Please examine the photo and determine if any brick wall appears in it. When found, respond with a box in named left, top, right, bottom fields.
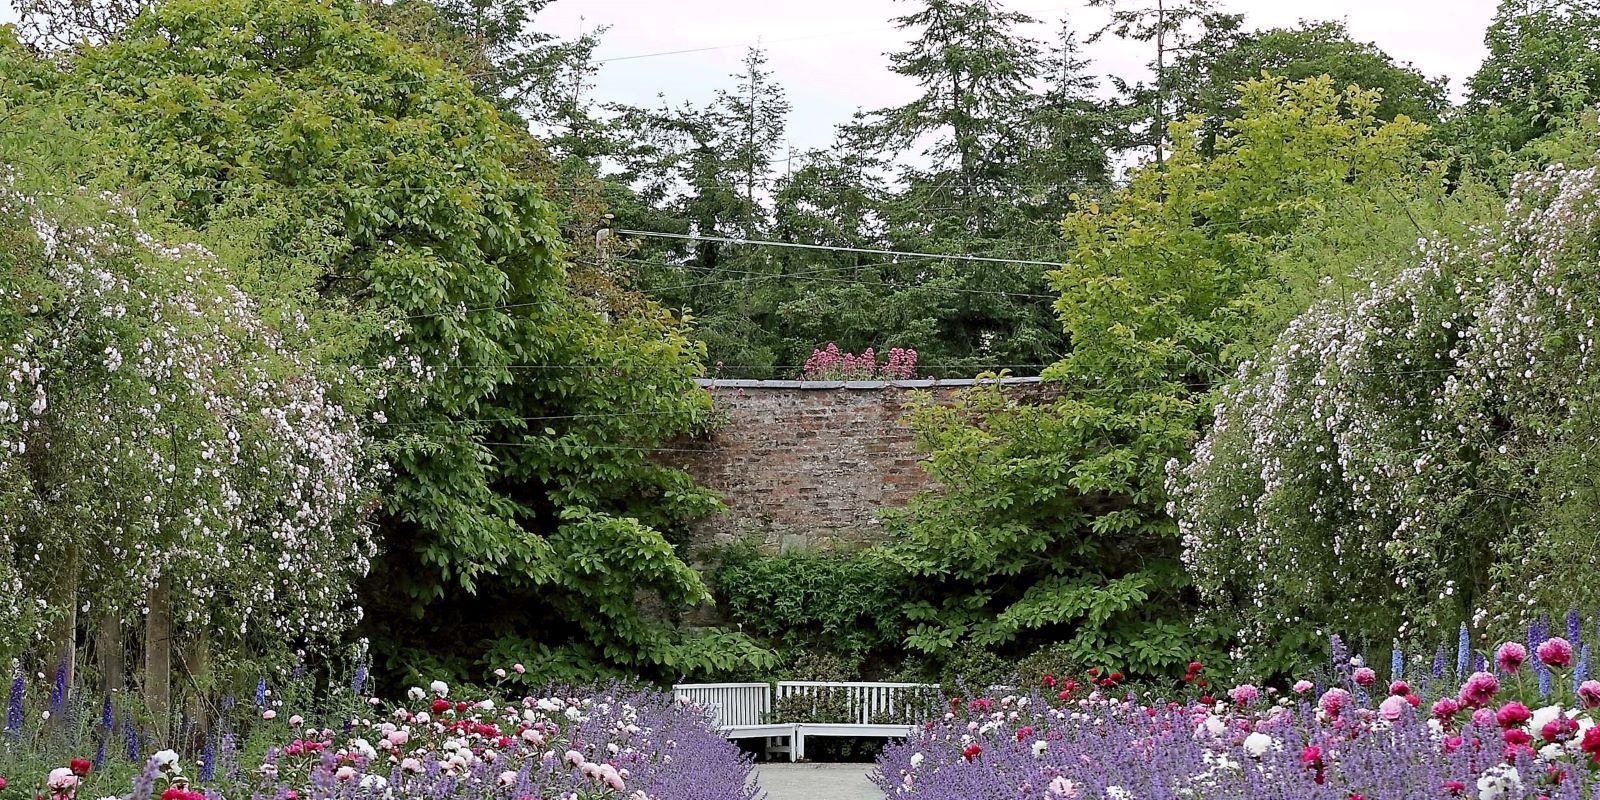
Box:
left=659, top=377, right=1045, bottom=554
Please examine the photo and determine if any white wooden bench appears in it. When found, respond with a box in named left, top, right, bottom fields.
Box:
left=775, top=681, right=932, bottom=760
left=673, top=681, right=936, bottom=761
left=672, top=683, right=796, bottom=760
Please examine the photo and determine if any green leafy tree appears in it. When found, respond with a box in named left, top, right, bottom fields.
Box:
left=35, top=0, right=763, bottom=685
left=885, top=78, right=1434, bottom=677
left=1171, top=19, right=1447, bottom=154
left=1453, top=0, right=1600, bottom=177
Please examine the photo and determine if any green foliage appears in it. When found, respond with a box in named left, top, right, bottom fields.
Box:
left=883, top=78, right=1436, bottom=680
left=2, top=0, right=766, bottom=685
left=713, top=545, right=911, bottom=672
left=1174, top=18, right=1448, bottom=154
left=1450, top=0, right=1600, bottom=179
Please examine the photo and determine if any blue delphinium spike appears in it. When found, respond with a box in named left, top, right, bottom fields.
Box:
left=255, top=677, right=267, bottom=708
left=1474, top=652, right=1487, bottom=673
left=1569, top=609, right=1582, bottom=646
left=101, top=696, right=113, bottom=731
left=1457, top=624, right=1471, bottom=678
left=94, top=736, right=106, bottom=769
left=1433, top=646, right=1446, bottom=679
left=123, top=719, right=137, bottom=762
left=352, top=660, right=368, bottom=697
left=1575, top=645, right=1591, bottom=695
left=1390, top=644, right=1403, bottom=680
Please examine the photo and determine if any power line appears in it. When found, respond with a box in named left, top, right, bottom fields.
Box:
left=611, top=229, right=1062, bottom=267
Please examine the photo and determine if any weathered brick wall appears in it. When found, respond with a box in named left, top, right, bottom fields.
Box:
left=660, top=377, right=1044, bottom=554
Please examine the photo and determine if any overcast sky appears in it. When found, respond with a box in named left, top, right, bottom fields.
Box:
left=0, top=0, right=1503, bottom=154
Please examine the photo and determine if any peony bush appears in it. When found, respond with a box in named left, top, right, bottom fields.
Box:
left=876, top=633, right=1600, bottom=800
left=14, top=679, right=755, bottom=800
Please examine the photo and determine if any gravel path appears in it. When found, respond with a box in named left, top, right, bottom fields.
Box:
left=754, top=763, right=882, bottom=800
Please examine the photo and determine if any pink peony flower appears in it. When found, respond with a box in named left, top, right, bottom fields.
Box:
left=1292, top=680, right=1314, bottom=694
left=1318, top=688, right=1352, bottom=717
left=1388, top=680, right=1410, bottom=696
left=1458, top=671, right=1500, bottom=708
left=262, top=709, right=277, bottom=721
left=1538, top=637, right=1574, bottom=669
left=1431, top=697, right=1461, bottom=720
left=1495, top=702, right=1531, bottom=728
left=1227, top=684, right=1259, bottom=707
left=1495, top=642, right=1527, bottom=673
left=1352, top=667, right=1377, bottom=687
left=1580, top=680, right=1600, bottom=709
left=1378, top=694, right=1409, bottom=721
left=1471, top=707, right=1496, bottom=727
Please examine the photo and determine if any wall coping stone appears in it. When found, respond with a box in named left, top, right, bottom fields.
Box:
left=695, top=376, right=1043, bottom=390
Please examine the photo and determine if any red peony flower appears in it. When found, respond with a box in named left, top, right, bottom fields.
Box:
left=961, top=744, right=981, bottom=761
left=68, top=759, right=90, bottom=778
left=1581, top=725, right=1600, bottom=763
left=431, top=699, right=450, bottom=714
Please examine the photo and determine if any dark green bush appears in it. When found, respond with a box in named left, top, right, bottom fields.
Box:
left=712, top=544, right=912, bottom=674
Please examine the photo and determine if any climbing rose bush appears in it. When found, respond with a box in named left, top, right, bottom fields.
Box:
left=1173, top=158, right=1600, bottom=670
left=876, top=636, right=1600, bottom=800
left=0, top=170, right=374, bottom=654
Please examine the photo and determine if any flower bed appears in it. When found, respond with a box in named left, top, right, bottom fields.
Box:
left=877, top=639, right=1600, bottom=800
left=27, top=682, right=756, bottom=800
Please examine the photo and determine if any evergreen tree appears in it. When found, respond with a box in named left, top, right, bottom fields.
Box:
left=1087, top=0, right=1225, bottom=166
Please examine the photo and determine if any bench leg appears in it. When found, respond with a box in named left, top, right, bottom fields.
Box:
left=792, top=729, right=802, bottom=762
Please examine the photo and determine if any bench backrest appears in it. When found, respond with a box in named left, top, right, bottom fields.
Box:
left=672, top=683, right=771, bottom=728
left=775, top=681, right=937, bottom=725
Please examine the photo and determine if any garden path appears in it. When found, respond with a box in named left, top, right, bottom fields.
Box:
left=754, top=763, right=881, bottom=800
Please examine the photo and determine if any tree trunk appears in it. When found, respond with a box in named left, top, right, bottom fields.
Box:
left=144, top=575, right=172, bottom=723
left=183, top=632, right=209, bottom=738
left=97, top=614, right=124, bottom=696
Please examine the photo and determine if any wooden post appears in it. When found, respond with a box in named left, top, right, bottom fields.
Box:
left=97, top=614, right=124, bottom=696
left=144, top=575, right=171, bottom=723
left=49, top=545, right=80, bottom=717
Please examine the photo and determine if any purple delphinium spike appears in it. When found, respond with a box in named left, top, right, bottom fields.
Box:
left=50, top=659, right=67, bottom=715
left=124, top=718, right=138, bottom=762
left=200, top=734, right=216, bottom=781
left=1570, top=608, right=1582, bottom=646
left=1433, top=645, right=1446, bottom=679
left=352, top=659, right=368, bottom=697
left=221, top=732, right=239, bottom=781
left=1457, top=623, right=1470, bottom=679
left=101, top=695, right=113, bottom=731
left=127, top=756, right=160, bottom=800
left=255, top=677, right=267, bottom=708
left=6, top=667, right=22, bottom=734
left=292, top=651, right=306, bottom=679
left=1474, top=652, right=1487, bottom=672
left=1329, top=634, right=1348, bottom=677
left=93, top=736, right=106, bottom=770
